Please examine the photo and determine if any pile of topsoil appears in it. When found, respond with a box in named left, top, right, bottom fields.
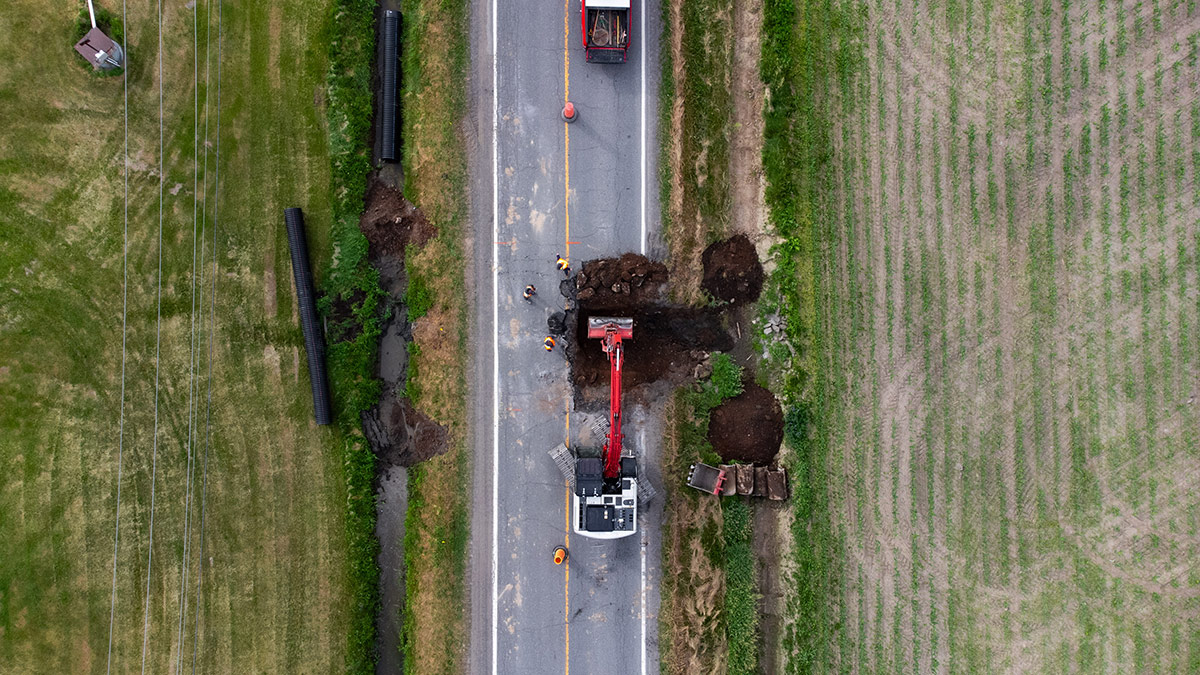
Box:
left=701, top=234, right=763, bottom=304
left=707, top=382, right=783, bottom=464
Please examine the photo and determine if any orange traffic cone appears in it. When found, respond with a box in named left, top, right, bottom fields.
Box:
left=562, top=101, right=578, bottom=123
left=553, top=546, right=569, bottom=565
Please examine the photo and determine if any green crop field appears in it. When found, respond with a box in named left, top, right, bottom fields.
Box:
left=792, top=0, right=1200, bottom=670
left=0, top=1, right=353, bottom=672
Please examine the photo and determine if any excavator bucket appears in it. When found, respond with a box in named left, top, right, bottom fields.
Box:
left=587, top=316, right=634, bottom=339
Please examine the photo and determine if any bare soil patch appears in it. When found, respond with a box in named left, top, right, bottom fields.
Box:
left=708, top=382, right=782, bottom=464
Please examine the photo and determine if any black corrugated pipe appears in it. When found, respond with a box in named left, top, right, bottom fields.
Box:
left=284, top=207, right=333, bottom=425
left=380, top=10, right=399, bottom=162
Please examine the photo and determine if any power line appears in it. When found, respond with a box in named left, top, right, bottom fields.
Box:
left=190, top=0, right=222, bottom=670
left=175, top=0, right=205, bottom=667
left=104, top=0, right=131, bottom=671
left=139, top=0, right=166, bottom=670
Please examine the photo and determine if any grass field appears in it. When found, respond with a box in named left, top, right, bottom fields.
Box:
left=0, top=1, right=355, bottom=671
left=791, top=0, right=1200, bottom=669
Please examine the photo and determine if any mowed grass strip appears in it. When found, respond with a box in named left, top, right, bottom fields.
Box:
left=399, top=0, right=470, bottom=671
left=0, top=0, right=352, bottom=672
left=788, top=0, right=1200, bottom=671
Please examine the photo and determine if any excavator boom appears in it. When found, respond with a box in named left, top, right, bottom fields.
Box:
left=587, top=316, right=633, bottom=479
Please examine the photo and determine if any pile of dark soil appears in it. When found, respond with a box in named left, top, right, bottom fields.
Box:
left=575, top=253, right=669, bottom=309
left=363, top=397, right=450, bottom=468
left=708, top=383, right=783, bottom=464
left=359, top=177, right=437, bottom=260
left=701, top=234, right=763, bottom=303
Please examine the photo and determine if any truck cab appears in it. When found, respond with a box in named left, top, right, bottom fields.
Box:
left=581, top=0, right=631, bottom=64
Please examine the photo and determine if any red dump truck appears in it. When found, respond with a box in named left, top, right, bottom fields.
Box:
left=581, top=0, right=631, bottom=63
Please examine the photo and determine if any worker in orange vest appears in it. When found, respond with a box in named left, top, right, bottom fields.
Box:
left=543, top=336, right=556, bottom=352
left=523, top=284, right=536, bottom=301
left=556, top=255, right=570, bottom=276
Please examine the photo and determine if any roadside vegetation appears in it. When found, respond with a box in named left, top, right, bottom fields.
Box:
left=0, top=0, right=352, bottom=671
left=757, top=0, right=863, bottom=668
left=398, top=0, right=471, bottom=670
left=321, top=0, right=385, bottom=670
left=660, top=0, right=734, bottom=302
left=659, top=355, right=759, bottom=674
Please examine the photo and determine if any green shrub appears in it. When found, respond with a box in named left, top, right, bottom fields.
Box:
left=404, top=272, right=433, bottom=319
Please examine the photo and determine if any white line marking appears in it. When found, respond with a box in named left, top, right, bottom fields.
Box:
left=491, top=0, right=500, bottom=669
left=641, top=531, right=647, bottom=675
left=140, top=0, right=166, bottom=670
left=105, top=1, right=130, bottom=671
left=190, top=1, right=222, bottom=670
left=639, top=0, right=646, bottom=256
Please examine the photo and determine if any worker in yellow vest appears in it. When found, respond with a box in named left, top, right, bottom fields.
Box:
left=543, top=336, right=556, bottom=352
left=556, top=255, right=570, bottom=276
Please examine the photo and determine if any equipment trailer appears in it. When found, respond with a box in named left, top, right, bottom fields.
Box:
left=581, top=0, right=631, bottom=63
left=573, top=317, right=639, bottom=539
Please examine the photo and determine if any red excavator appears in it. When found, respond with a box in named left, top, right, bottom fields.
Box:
left=572, top=317, right=639, bottom=538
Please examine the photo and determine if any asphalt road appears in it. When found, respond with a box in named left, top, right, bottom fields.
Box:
left=467, top=0, right=663, bottom=672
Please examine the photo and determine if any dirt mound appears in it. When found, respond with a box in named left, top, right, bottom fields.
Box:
left=701, top=234, right=763, bottom=304
left=708, top=383, right=783, bottom=464
left=575, top=253, right=669, bottom=309
left=362, top=397, right=449, bottom=468
left=359, top=176, right=437, bottom=259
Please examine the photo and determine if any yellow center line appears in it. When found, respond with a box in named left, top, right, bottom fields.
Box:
left=562, top=1, right=572, bottom=674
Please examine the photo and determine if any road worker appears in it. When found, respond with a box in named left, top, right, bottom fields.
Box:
left=543, top=336, right=556, bottom=352
left=556, top=255, right=570, bottom=276
left=523, top=284, right=536, bottom=301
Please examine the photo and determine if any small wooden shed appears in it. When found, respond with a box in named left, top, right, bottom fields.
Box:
left=75, top=26, right=124, bottom=70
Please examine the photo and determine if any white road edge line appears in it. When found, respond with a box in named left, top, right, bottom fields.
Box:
left=639, top=0, right=646, bottom=256
left=490, top=0, right=500, bottom=669
left=104, top=1, right=130, bottom=671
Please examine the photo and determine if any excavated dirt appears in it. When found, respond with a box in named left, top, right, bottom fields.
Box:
left=363, top=397, right=449, bottom=467
left=708, top=382, right=783, bottom=464
left=356, top=173, right=448, bottom=467
left=567, top=254, right=733, bottom=398
left=701, top=233, right=763, bottom=304
left=574, top=253, right=670, bottom=308
left=359, top=177, right=437, bottom=259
